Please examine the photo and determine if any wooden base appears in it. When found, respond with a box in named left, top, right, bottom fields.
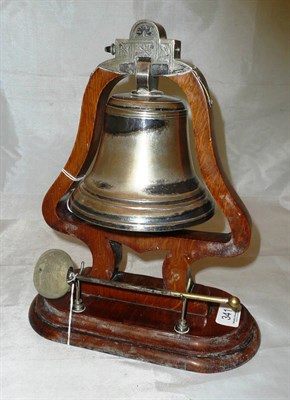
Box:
left=29, top=282, right=260, bottom=373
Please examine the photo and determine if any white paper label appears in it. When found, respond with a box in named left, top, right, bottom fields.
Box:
left=215, top=305, right=241, bottom=328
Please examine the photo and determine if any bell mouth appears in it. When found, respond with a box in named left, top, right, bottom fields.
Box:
left=68, top=180, right=215, bottom=233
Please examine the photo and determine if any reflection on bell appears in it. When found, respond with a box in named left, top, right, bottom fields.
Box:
left=69, top=91, right=215, bottom=232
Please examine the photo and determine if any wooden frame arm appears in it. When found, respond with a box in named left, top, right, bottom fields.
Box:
left=42, top=66, right=251, bottom=290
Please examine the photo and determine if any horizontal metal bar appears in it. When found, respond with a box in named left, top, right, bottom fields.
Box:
left=77, top=275, right=240, bottom=310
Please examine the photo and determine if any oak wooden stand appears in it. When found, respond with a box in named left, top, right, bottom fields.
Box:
left=29, top=67, right=260, bottom=373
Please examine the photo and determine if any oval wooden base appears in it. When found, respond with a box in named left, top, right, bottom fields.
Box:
left=29, top=284, right=260, bottom=373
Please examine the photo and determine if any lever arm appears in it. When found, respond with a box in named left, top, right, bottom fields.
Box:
left=68, top=271, right=241, bottom=311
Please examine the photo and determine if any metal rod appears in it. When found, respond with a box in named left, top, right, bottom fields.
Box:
left=76, top=275, right=241, bottom=310
left=72, top=279, right=86, bottom=313
left=174, top=277, right=192, bottom=334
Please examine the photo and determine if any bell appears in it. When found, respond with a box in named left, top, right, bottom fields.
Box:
left=69, top=90, right=214, bottom=232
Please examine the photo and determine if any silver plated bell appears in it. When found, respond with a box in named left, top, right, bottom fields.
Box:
left=69, top=89, right=214, bottom=232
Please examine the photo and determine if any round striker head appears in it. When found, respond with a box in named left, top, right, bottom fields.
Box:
left=33, top=249, right=73, bottom=299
